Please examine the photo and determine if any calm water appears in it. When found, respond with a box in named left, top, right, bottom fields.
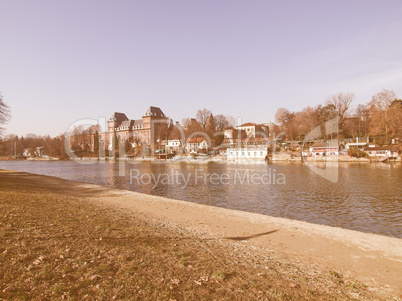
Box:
left=1, top=160, right=401, bottom=238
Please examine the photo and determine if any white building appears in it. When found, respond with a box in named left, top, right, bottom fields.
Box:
left=236, top=123, right=269, bottom=138
left=344, top=142, right=368, bottom=151
left=363, top=146, right=399, bottom=159
left=227, top=146, right=268, bottom=161
left=185, top=138, right=211, bottom=154
left=165, top=140, right=182, bottom=154
left=309, top=142, right=339, bottom=157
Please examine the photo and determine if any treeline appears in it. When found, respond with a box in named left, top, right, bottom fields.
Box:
left=126, top=109, right=234, bottom=155
left=1, top=90, right=400, bottom=159
left=274, top=89, right=401, bottom=144
left=180, top=109, right=234, bottom=143
left=0, top=109, right=235, bottom=159
left=0, top=134, right=68, bottom=159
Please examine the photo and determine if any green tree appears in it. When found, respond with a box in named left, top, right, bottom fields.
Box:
left=205, top=113, right=215, bottom=137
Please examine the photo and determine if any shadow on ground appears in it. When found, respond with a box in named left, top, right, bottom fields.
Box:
left=224, top=230, right=278, bottom=241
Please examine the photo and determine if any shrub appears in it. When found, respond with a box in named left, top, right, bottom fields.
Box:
left=348, top=147, right=367, bottom=158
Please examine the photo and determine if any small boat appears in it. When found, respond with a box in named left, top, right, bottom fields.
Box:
left=171, top=156, right=184, bottom=161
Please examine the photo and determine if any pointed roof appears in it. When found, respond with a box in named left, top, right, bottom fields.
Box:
left=120, top=120, right=133, bottom=128
left=133, top=119, right=143, bottom=126
left=109, top=112, right=128, bottom=122
left=143, top=106, right=166, bottom=118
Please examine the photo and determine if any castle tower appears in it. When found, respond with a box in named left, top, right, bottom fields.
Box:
left=107, top=112, right=129, bottom=150
left=142, top=106, right=168, bottom=155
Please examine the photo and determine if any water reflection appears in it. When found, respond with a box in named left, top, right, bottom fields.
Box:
left=0, top=160, right=401, bottom=238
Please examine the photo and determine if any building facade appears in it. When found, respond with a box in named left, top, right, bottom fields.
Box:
left=308, top=142, right=339, bottom=157
left=236, top=122, right=269, bottom=138
left=100, top=106, right=168, bottom=155
left=227, top=146, right=268, bottom=161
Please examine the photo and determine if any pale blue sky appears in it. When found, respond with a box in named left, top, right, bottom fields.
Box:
left=1, top=0, right=402, bottom=136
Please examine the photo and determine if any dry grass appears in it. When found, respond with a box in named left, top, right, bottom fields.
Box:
left=0, top=171, right=385, bottom=300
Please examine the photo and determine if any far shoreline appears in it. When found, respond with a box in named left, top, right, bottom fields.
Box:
left=2, top=155, right=401, bottom=164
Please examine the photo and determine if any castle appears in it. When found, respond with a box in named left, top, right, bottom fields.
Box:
left=68, top=106, right=169, bottom=155
left=106, top=106, right=168, bottom=150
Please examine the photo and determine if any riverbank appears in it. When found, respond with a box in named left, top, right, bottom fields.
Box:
left=0, top=170, right=401, bottom=300
left=75, top=154, right=402, bottom=163
left=3, top=154, right=401, bottom=164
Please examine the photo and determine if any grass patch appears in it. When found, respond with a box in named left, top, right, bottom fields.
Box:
left=212, top=270, right=228, bottom=281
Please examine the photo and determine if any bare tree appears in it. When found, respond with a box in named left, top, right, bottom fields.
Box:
left=214, top=114, right=229, bottom=132
left=275, top=108, right=294, bottom=128
left=182, top=118, right=202, bottom=136
left=369, top=89, right=401, bottom=139
left=274, top=108, right=297, bottom=141
left=181, top=118, right=191, bottom=129
left=87, top=124, right=102, bottom=134
left=196, top=108, right=211, bottom=130
left=0, top=93, right=11, bottom=135
left=226, top=115, right=236, bottom=128
left=298, top=106, right=318, bottom=134
left=355, top=104, right=369, bottom=118
left=292, top=107, right=317, bottom=140
left=354, top=104, right=370, bottom=137
left=314, top=103, right=336, bottom=124
left=325, top=92, right=354, bottom=132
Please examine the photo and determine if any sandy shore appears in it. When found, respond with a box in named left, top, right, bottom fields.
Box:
left=1, top=169, right=401, bottom=299
left=88, top=185, right=402, bottom=297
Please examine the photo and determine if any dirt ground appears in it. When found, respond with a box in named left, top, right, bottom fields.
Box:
left=0, top=170, right=401, bottom=300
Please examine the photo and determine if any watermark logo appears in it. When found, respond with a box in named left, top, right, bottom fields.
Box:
left=64, top=115, right=340, bottom=185
left=129, top=167, right=286, bottom=189
left=301, top=116, right=339, bottom=183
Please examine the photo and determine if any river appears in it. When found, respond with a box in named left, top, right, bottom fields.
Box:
left=1, top=160, right=401, bottom=238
